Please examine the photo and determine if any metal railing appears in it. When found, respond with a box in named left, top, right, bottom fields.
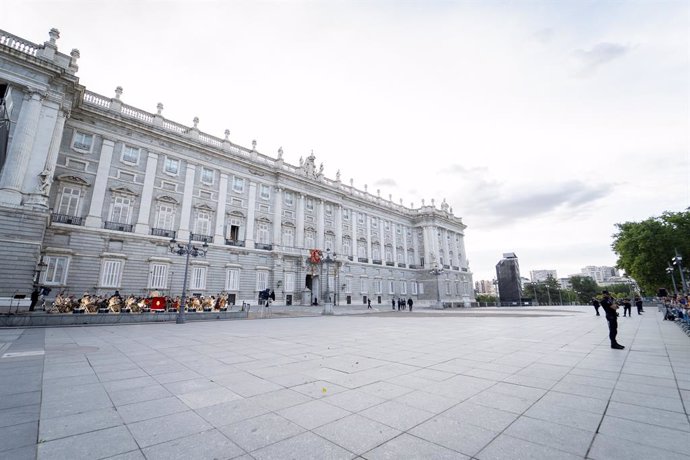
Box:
left=151, top=228, right=176, bottom=238
left=225, top=239, right=244, bottom=247
left=104, top=221, right=133, bottom=232
left=190, top=233, right=212, bottom=243
left=254, top=243, right=273, bottom=251
left=51, top=213, right=84, bottom=226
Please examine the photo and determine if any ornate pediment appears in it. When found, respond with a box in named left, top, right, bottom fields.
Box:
left=194, top=203, right=214, bottom=212
left=155, top=195, right=179, bottom=204
left=110, top=186, right=137, bottom=196
left=57, top=174, right=90, bottom=186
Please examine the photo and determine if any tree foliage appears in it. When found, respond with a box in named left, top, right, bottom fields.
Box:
left=570, top=275, right=599, bottom=304
left=611, top=211, right=690, bottom=294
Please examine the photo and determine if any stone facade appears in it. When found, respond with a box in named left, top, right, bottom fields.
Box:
left=0, top=28, right=474, bottom=307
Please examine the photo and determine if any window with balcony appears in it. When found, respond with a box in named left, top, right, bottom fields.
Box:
left=57, top=186, right=81, bottom=216
left=284, top=191, right=294, bottom=206
left=282, top=226, right=294, bottom=247
left=194, top=210, right=212, bottom=237
left=412, top=281, right=418, bottom=295
left=306, top=198, right=314, bottom=211
left=256, top=271, right=268, bottom=291
left=257, top=222, right=270, bottom=244
left=401, top=280, right=407, bottom=295
left=260, top=184, right=270, bottom=200
left=284, top=273, right=295, bottom=292
left=155, top=204, right=175, bottom=230
left=305, top=230, right=315, bottom=248
left=388, top=280, right=394, bottom=295
left=109, top=195, right=132, bottom=224
left=360, top=278, right=368, bottom=294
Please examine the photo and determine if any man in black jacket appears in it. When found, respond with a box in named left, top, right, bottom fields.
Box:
left=601, top=291, right=625, bottom=349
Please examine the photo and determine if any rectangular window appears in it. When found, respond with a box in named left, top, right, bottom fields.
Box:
left=284, top=273, right=295, bottom=292
left=360, top=278, right=368, bottom=294
left=121, top=145, right=140, bottom=164
left=260, top=184, right=270, bottom=200
left=164, top=157, right=179, bottom=175
left=374, top=280, right=382, bottom=294
left=411, top=281, right=418, bottom=295
left=256, top=271, right=268, bottom=291
left=58, top=186, right=81, bottom=216
left=344, top=277, right=352, bottom=293
left=325, top=235, right=334, bottom=251
left=384, top=221, right=390, bottom=230
left=191, top=266, right=206, bottom=290
left=284, top=191, right=294, bottom=206
left=343, top=209, right=350, bottom=221
left=44, top=256, right=68, bottom=285
left=149, top=263, right=168, bottom=289
left=418, top=282, right=425, bottom=295
left=445, top=281, right=451, bottom=295
left=306, top=198, right=314, bottom=211
left=396, top=225, right=402, bottom=234
left=110, top=196, right=132, bottom=224
left=101, top=259, right=122, bottom=288
left=156, top=204, right=175, bottom=230
left=226, top=268, right=240, bottom=291
left=228, top=218, right=243, bottom=241
left=305, top=231, right=315, bottom=248
left=258, top=222, right=270, bottom=243
left=201, top=167, right=214, bottom=184
left=388, top=280, right=394, bottom=294
left=342, top=239, right=351, bottom=256
left=371, top=218, right=378, bottom=229
left=232, top=176, right=245, bottom=193
left=358, top=213, right=364, bottom=225
left=282, top=227, right=294, bottom=247
left=72, top=131, right=93, bottom=152
left=401, top=281, right=407, bottom=295
left=325, top=204, right=332, bottom=217
left=195, top=211, right=211, bottom=236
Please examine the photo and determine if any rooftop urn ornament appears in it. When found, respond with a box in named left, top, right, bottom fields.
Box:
left=156, top=103, right=164, bottom=115
left=277, top=147, right=283, bottom=160
left=70, top=48, right=80, bottom=60
left=377, top=189, right=380, bottom=197
left=192, top=117, right=199, bottom=129
left=224, top=129, right=230, bottom=141
left=349, top=178, right=354, bottom=187
left=336, top=169, right=341, bottom=182
left=48, top=28, right=60, bottom=46
left=441, top=198, right=449, bottom=212
left=431, top=198, right=436, bottom=207
left=252, top=139, right=257, bottom=151
left=114, top=86, right=123, bottom=100
left=364, top=184, right=368, bottom=193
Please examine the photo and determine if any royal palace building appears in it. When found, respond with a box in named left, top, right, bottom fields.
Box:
left=0, top=28, right=474, bottom=307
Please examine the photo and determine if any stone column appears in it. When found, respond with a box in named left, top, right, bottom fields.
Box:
left=335, top=204, right=343, bottom=254
left=134, top=151, right=159, bottom=234
left=443, top=228, right=451, bottom=266
left=177, top=163, right=196, bottom=241
left=392, top=223, right=399, bottom=266
left=422, top=225, right=434, bottom=268
left=317, top=199, right=325, bottom=249
left=245, top=181, right=257, bottom=248
left=213, top=173, right=228, bottom=245
left=379, top=218, right=385, bottom=261
left=85, top=139, right=115, bottom=228
left=24, top=107, right=67, bottom=208
left=412, top=227, right=420, bottom=267
left=0, top=90, right=44, bottom=205
left=296, top=193, right=305, bottom=249
left=272, top=187, right=282, bottom=246
left=402, top=225, right=409, bottom=266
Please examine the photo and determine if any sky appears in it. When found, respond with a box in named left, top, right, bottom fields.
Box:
left=5, top=0, right=689, bottom=282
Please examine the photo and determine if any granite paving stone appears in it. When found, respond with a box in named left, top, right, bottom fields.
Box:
left=363, top=433, right=470, bottom=459
left=141, top=428, right=245, bottom=460
left=314, top=413, right=401, bottom=455
left=277, top=398, right=352, bottom=430
left=410, top=415, right=499, bottom=457
left=219, top=412, right=306, bottom=452
left=36, top=425, right=138, bottom=460
left=250, top=431, right=355, bottom=460
left=476, top=433, right=582, bottom=460
left=38, top=406, right=123, bottom=442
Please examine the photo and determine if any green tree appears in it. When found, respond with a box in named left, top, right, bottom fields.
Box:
left=612, top=211, right=690, bottom=293
left=570, top=275, right=599, bottom=304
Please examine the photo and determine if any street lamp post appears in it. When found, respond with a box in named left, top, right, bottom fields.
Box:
left=532, top=283, right=538, bottom=306
left=169, top=234, right=208, bottom=324
left=666, top=264, right=678, bottom=296
left=544, top=284, right=552, bottom=305
left=430, top=263, right=445, bottom=309
left=321, top=249, right=338, bottom=315
left=672, top=249, right=688, bottom=294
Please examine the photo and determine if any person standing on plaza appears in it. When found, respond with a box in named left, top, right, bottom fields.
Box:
left=635, top=296, right=644, bottom=314
left=407, top=297, right=413, bottom=312
left=392, top=298, right=396, bottom=311
left=622, top=298, right=632, bottom=317
left=601, top=290, right=625, bottom=349
left=368, top=298, right=372, bottom=309
left=29, top=287, right=39, bottom=311
left=592, top=297, right=601, bottom=316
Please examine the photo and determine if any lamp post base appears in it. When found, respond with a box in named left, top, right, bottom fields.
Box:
left=176, top=316, right=186, bottom=324
left=432, top=302, right=444, bottom=310
left=322, top=303, right=334, bottom=315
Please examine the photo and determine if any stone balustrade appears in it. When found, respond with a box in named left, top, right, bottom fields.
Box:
left=0, top=30, right=39, bottom=56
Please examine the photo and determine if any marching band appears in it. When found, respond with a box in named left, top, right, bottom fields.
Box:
left=47, top=291, right=232, bottom=314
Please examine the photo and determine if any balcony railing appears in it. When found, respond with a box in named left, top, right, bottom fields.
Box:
left=191, top=233, right=212, bottom=243
left=358, top=257, right=368, bottom=263
left=255, top=243, right=273, bottom=251
left=151, top=228, right=176, bottom=238
left=461, top=267, right=468, bottom=272
left=398, top=263, right=406, bottom=268
left=104, top=221, right=133, bottom=232
left=225, top=239, right=244, bottom=247
left=443, top=264, right=451, bottom=270
left=452, top=266, right=460, bottom=271
left=372, top=260, right=382, bottom=265
left=347, top=256, right=354, bottom=261
left=408, top=264, right=421, bottom=269
left=385, top=261, right=395, bottom=266
left=51, top=213, right=84, bottom=226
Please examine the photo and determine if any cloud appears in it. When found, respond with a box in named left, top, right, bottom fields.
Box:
left=532, top=28, right=554, bottom=44
left=572, top=42, right=629, bottom=76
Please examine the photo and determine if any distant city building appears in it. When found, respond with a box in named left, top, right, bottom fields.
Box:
left=558, top=278, right=572, bottom=289
left=496, top=253, right=522, bottom=305
left=530, top=270, right=557, bottom=282
left=580, top=266, right=619, bottom=283
left=474, top=279, right=497, bottom=295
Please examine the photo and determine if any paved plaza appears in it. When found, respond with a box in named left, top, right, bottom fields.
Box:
left=1, top=304, right=689, bottom=460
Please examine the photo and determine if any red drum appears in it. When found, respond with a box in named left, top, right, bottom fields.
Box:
left=150, top=297, right=166, bottom=311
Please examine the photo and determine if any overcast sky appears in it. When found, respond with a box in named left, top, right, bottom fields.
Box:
left=6, top=0, right=688, bottom=282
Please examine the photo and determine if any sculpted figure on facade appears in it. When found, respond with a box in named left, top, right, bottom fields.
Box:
left=38, top=167, right=53, bottom=195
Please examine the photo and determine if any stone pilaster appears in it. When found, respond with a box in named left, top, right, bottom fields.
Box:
left=335, top=204, right=343, bottom=255
left=272, top=187, right=282, bottom=246
left=134, top=151, right=159, bottom=234
left=366, top=214, right=372, bottom=261
left=317, top=199, right=325, bottom=249
left=296, top=193, right=305, bottom=249
left=85, top=139, right=115, bottom=228
left=24, top=107, right=67, bottom=209
left=245, top=181, right=257, bottom=248
left=177, top=163, right=196, bottom=241
left=0, top=90, right=43, bottom=205
left=213, top=173, right=228, bottom=245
